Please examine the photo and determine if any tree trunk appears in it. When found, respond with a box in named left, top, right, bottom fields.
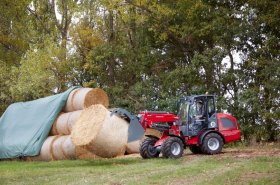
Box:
left=108, top=10, right=116, bottom=86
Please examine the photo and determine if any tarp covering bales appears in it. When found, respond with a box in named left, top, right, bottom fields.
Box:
left=0, top=87, right=77, bottom=159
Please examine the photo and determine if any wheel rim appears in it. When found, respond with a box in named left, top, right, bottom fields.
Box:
left=207, top=138, right=220, bottom=151
left=171, top=142, right=181, bottom=156
left=148, top=144, right=157, bottom=155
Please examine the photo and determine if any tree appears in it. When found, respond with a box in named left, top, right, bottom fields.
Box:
left=0, top=0, right=30, bottom=65
left=0, top=0, right=279, bottom=142
left=10, top=38, right=68, bottom=101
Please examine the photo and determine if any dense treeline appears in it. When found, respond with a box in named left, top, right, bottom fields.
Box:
left=0, top=0, right=279, bottom=143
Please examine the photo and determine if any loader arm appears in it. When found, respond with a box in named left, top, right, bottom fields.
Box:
left=139, top=111, right=179, bottom=129
left=110, top=108, right=145, bottom=142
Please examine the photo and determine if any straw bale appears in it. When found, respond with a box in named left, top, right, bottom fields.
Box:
left=126, top=139, right=141, bottom=154
left=50, top=113, right=63, bottom=135
left=51, top=135, right=68, bottom=160
left=67, top=110, right=82, bottom=132
left=50, top=114, right=69, bottom=135
left=51, top=135, right=89, bottom=160
left=75, top=146, right=99, bottom=160
left=50, top=111, right=82, bottom=135
left=26, top=135, right=94, bottom=161
left=38, top=136, right=59, bottom=161
left=62, top=135, right=77, bottom=159
left=71, top=104, right=128, bottom=158
left=64, top=88, right=109, bottom=112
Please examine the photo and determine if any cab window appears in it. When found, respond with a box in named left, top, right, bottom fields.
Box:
left=208, top=97, right=215, bottom=117
left=178, top=101, right=189, bottom=124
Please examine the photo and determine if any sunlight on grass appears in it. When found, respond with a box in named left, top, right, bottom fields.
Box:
left=0, top=149, right=280, bottom=185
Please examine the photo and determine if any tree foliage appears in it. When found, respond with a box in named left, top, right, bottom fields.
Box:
left=0, top=0, right=279, bottom=142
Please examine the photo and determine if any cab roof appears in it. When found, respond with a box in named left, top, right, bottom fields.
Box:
left=179, top=94, right=215, bottom=101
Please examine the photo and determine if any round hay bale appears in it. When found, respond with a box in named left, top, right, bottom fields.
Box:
left=38, top=136, right=59, bottom=161
left=126, top=140, right=141, bottom=154
left=75, top=146, right=99, bottom=160
left=50, top=122, right=59, bottom=135
left=67, top=110, right=82, bottom=132
left=62, top=135, right=77, bottom=159
left=64, top=88, right=109, bottom=112
left=50, top=113, right=63, bottom=135
left=50, top=113, right=69, bottom=135
left=71, top=104, right=128, bottom=158
left=50, top=111, right=82, bottom=135
left=51, top=135, right=68, bottom=160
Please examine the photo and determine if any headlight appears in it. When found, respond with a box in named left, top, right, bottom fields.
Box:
left=210, top=121, right=216, bottom=127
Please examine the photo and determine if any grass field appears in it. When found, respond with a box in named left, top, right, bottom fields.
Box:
left=0, top=146, right=280, bottom=185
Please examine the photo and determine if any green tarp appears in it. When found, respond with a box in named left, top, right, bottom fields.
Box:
left=0, top=87, right=77, bottom=159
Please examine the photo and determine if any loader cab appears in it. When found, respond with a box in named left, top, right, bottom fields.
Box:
left=177, top=95, right=217, bottom=136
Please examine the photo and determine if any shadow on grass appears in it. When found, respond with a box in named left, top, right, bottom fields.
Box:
left=19, top=158, right=147, bottom=169
left=1, top=155, right=182, bottom=170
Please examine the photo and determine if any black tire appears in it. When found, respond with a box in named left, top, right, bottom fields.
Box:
left=189, top=145, right=202, bottom=154
left=201, top=133, right=224, bottom=155
left=162, top=137, right=184, bottom=158
left=140, top=137, right=160, bottom=159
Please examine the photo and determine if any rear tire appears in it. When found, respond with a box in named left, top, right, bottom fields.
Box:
left=140, top=137, right=160, bottom=159
left=201, top=133, right=223, bottom=154
left=162, top=137, right=184, bottom=158
left=189, top=145, right=202, bottom=154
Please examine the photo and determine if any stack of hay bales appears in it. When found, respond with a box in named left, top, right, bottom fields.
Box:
left=32, top=87, right=161, bottom=161
left=34, top=88, right=109, bottom=160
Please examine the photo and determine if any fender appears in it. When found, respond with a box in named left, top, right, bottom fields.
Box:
left=152, top=134, right=185, bottom=148
left=199, top=130, right=225, bottom=145
left=169, top=134, right=186, bottom=149
left=145, top=135, right=160, bottom=140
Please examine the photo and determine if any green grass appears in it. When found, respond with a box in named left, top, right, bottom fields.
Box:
left=0, top=148, right=280, bottom=185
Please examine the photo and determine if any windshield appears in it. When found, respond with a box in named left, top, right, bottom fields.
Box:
left=177, top=100, right=190, bottom=123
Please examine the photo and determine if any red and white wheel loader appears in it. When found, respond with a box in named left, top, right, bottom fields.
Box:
left=111, top=94, right=241, bottom=158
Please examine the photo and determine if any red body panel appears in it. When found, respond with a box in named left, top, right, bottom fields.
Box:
left=216, top=113, right=241, bottom=143
left=185, top=136, right=199, bottom=145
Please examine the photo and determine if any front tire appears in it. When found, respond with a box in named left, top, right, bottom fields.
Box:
left=162, top=137, right=184, bottom=158
left=140, top=137, right=160, bottom=159
left=201, top=133, right=223, bottom=154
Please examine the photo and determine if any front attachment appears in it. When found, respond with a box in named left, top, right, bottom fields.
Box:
left=110, top=108, right=145, bottom=142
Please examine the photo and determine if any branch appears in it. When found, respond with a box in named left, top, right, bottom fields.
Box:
left=127, top=95, right=141, bottom=105
left=50, top=0, right=62, bottom=31
left=123, top=1, right=152, bottom=14
left=26, top=6, right=51, bottom=34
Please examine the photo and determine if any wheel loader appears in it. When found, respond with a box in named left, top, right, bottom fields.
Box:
left=111, top=94, right=241, bottom=159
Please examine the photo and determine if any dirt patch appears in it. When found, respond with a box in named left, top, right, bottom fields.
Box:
left=116, top=154, right=141, bottom=159
left=118, top=147, right=280, bottom=159
left=220, top=148, right=280, bottom=159
left=182, top=147, right=280, bottom=161
left=237, top=171, right=278, bottom=184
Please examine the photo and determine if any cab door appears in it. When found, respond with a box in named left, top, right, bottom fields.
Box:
left=188, top=97, right=208, bottom=136
left=206, top=96, right=218, bottom=129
